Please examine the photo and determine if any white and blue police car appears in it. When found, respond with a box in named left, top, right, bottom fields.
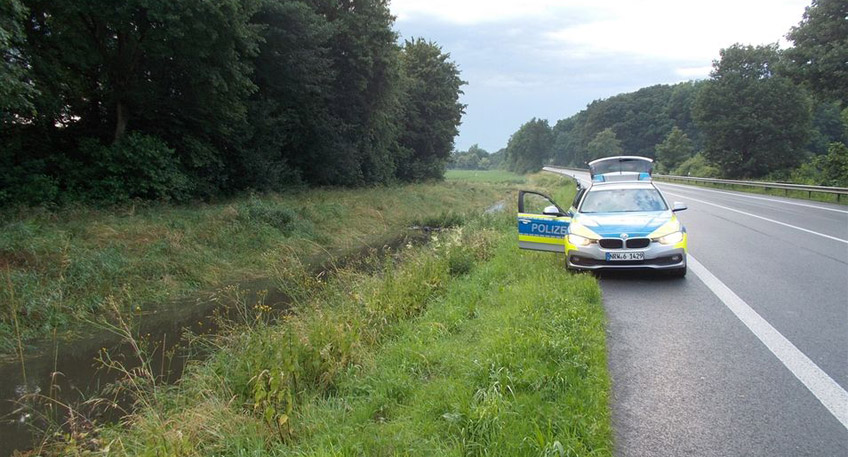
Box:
left=517, top=156, right=688, bottom=277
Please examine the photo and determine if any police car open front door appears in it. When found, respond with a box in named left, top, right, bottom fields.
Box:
left=517, top=190, right=570, bottom=253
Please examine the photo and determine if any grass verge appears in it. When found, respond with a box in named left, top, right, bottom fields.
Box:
left=39, top=173, right=612, bottom=456
left=445, top=170, right=527, bottom=185
left=0, top=180, right=509, bottom=356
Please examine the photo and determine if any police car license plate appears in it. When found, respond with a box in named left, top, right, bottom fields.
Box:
left=606, top=252, right=644, bottom=261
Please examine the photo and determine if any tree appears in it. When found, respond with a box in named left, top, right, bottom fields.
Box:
left=666, top=81, right=705, bottom=150
left=314, top=0, right=403, bottom=186
left=13, top=0, right=262, bottom=198
left=674, top=153, right=720, bottom=178
left=450, top=144, right=491, bottom=170
left=807, top=100, right=848, bottom=154
left=791, top=142, right=848, bottom=186
left=587, top=128, right=623, bottom=161
left=236, top=0, right=336, bottom=191
left=693, top=44, right=812, bottom=178
left=0, top=0, right=35, bottom=116
left=551, top=116, right=581, bottom=166
left=785, top=0, right=848, bottom=103
left=395, top=38, right=466, bottom=181
left=505, top=118, right=552, bottom=173
left=656, top=127, right=694, bottom=172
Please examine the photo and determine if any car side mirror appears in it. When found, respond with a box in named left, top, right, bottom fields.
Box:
left=672, top=202, right=687, bottom=212
left=543, top=205, right=563, bottom=216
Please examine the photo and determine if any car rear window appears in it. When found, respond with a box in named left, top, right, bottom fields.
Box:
left=579, top=188, right=667, bottom=213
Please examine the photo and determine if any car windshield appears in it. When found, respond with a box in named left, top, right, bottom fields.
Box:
left=579, top=188, right=667, bottom=213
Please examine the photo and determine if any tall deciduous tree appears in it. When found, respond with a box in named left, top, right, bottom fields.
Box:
left=238, top=0, right=336, bottom=191
left=0, top=0, right=34, bottom=116
left=656, top=127, right=694, bottom=172
left=314, top=0, right=402, bottom=186
left=396, top=38, right=466, bottom=181
left=693, top=44, right=812, bottom=178
left=18, top=0, right=261, bottom=196
left=587, top=128, right=623, bottom=161
left=505, top=118, right=552, bottom=174
left=785, top=0, right=848, bottom=103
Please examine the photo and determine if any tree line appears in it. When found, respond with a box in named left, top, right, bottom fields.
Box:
left=0, top=0, right=466, bottom=206
left=493, top=0, right=847, bottom=186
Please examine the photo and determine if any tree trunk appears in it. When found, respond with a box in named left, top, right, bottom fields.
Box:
left=114, top=100, right=127, bottom=143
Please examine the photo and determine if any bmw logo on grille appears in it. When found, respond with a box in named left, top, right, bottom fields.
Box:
left=620, top=233, right=629, bottom=239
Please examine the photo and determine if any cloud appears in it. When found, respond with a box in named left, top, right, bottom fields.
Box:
left=543, top=0, right=808, bottom=62
left=391, top=0, right=581, bottom=25
left=675, top=65, right=713, bottom=79
left=390, top=0, right=814, bottom=151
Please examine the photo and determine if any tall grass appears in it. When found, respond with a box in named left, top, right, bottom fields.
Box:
left=0, top=180, right=510, bottom=355
left=34, top=173, right=612, bottom=456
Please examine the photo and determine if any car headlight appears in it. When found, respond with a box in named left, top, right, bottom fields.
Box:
left=655, top=231, right=684, bottom=245
left=568, top=234, right=596, bottom=246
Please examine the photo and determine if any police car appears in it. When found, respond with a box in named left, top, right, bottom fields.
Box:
left=517, top=156, right=688, bottom=277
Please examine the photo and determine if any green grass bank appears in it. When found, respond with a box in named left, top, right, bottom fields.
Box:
left=32, top=172, right=611, bottom=456
left=0, top=177, right=522, bottom=356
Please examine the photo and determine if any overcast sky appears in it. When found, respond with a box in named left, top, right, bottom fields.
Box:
left=389, top=0, right=813, bottom=152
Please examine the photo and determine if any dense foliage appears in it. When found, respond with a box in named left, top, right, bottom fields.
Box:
left=0, top=0, right=466, bottom=206
left=503, top=0, right=846, bottom=184
left=544, top=83, right=706, bottom=170
left=450, top=144, right=490, bottom=170
left=693, top=44, right=812, bottom=178
left=784, top=0, right=848, bottom=104
left=504, top=118, right=553, bottom=174
left=655, top=127, right=695, bottom=173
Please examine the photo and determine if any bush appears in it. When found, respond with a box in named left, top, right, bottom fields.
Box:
left=791, top=142, right=848, bottom=187
left=0, top=171, right=59, bottom=207
left=673, top=153, right=720, bottom=178
left=77, top=133, right=191, bottom=203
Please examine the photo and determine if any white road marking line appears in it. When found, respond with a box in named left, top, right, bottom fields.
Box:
left=657, top=181, right=848, bottom=215
left=664, top=191, right=848, bottom=244
left=689, top=255, right=848, bottom=430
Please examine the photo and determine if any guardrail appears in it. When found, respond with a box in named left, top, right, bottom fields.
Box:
left=544, top=166, right=848, bottom=202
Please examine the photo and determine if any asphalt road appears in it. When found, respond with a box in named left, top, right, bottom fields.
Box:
left=545, top=168, right=848, bottom=456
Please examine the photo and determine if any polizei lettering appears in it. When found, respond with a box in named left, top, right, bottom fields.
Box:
left=531, top=222, right=567, bottom=236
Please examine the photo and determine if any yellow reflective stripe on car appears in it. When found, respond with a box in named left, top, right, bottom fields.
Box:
left=568, top=222, right=601, bottom=239
left=673, top=232, right=688, bottom=250
left=647, top=215, right=681, bottom=239
left=519, top=234, right=565, bottom=244
left=517, top=213, right=569, bottom=221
